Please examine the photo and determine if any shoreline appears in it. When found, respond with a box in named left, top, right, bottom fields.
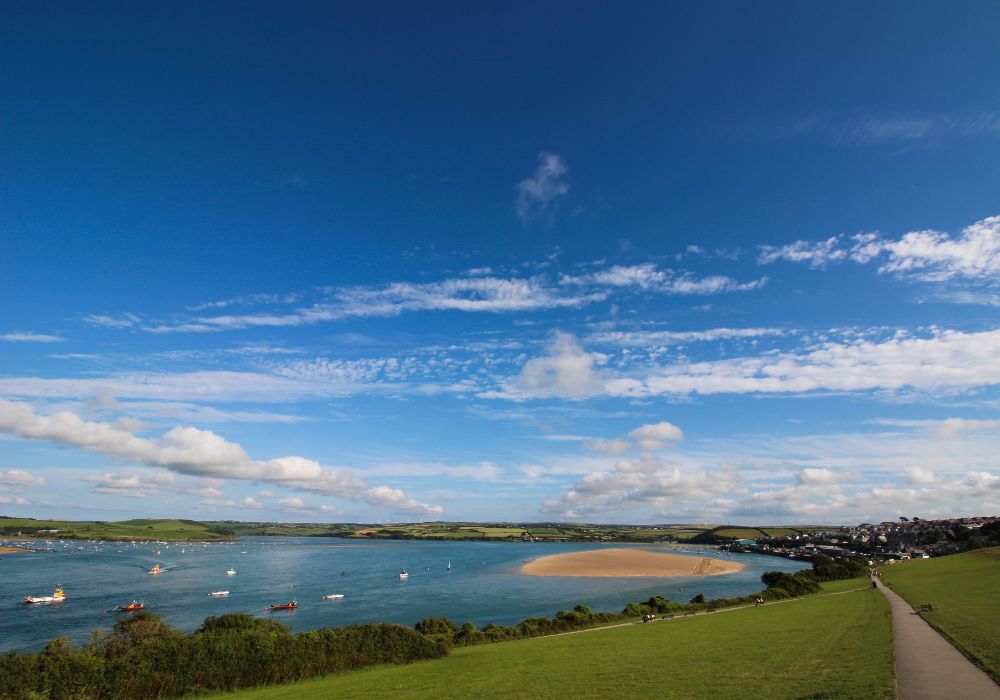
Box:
left=521, top=548, right=745, bottom=577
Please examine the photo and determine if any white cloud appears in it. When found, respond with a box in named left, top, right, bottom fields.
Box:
left=759, top=215, right=1000, bottom=285
left=585, top=439, right=632, bottom=455
left=929, top=418, right=1000, bottom=440
left=758, top=237, right=846, bottom=268
left=81, top=313, right=141, bottom=329
left=143, top=276, right=606, bottom=334
left=906, top=467, right=936, bottom=486
left=493, top=328, right=1000, bottom=400
left=563, top=264, right=766, bottom=296
left=628, top=421, right=684, bottom=450
left=515, top=332, right=607, bottom=399
left=0, top=469, right=46, bottom=488
left=590, top=327, right=787, bottom=347
left=794, top=467, right=840, bottom=486
left=0, top=400, right=442, bottom=516
left=878, top=216, right=1000, bottom=281
left=515, top=152, right=569, bottom=223
left=1, top=332, right=65, bottom=343
left=0, top=495, right=30, bottom=506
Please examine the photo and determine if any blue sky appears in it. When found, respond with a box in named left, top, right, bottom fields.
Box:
left=2, top=2, right=998, bottom=525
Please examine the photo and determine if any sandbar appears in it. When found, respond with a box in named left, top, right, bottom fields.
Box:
left=521, top=548, right=744, bottom=577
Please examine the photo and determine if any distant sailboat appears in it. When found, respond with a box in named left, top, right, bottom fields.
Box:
left=447, top=561, right=451, bottom=571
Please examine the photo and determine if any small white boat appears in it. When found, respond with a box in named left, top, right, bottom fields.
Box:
left=322, top=594, right=345, bottom=600
left=24, top=588, right=66, bottom=604
left=208, top=591, right=229, bottom=597
left=225, top=569, right=236, bottom=576
left=397, top=570, right=409, bottom=580
left=447, top=561, right=452, bottom=571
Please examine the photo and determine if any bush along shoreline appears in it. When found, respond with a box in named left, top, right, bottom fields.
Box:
left=0, top=555, right=866, bottom=699
left=416, top=554, right=868, bottom=647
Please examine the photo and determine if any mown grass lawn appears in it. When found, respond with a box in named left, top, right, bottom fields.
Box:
left=879, top=546, right=1000, bottom=679
left=211, top=584, right=891, bottom=700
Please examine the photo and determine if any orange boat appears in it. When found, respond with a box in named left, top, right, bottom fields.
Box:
left=268, top=601, right=298, bottom=611
left=115, top=600, right=144, bottom=612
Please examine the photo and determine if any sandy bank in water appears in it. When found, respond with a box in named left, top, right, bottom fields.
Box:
left=521, top=548, right=744, bottom=577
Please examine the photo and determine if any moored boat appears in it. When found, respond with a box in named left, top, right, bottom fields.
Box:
left=397, top=570, right=409, bottom=580
left=322, top=593, right=345, bottom=600
left=225, top=568, right=236, bottom=576
left=208, top=591, right=229, bottom=597
left=24, top=588, right=66, bottom=604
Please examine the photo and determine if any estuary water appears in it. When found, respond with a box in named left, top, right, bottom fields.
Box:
left=0, top=537, right=809, bottom=652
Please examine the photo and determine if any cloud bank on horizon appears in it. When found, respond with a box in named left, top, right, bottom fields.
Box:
left=2, top=3, right=999, bottom=525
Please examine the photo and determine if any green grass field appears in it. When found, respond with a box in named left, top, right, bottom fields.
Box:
left=211, top=583, right=891, bottom=700
left=0, top=517, right=230, bottom=541
left=879, top=546, right=1000, bottom=679
left=711, top=527, right=766, bottom=539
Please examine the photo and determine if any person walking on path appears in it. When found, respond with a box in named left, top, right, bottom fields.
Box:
left=874, top=579, right=1000, bottom=699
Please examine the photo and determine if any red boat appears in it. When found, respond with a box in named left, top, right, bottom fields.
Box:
left=115, top=600, right=144, bottom=612
left=268, top=601, right=298, bottom=610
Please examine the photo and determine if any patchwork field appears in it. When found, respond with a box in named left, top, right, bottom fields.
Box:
left=879, top=546, right=1000, bottom=679
left=211, top=582, right=892, bottom=699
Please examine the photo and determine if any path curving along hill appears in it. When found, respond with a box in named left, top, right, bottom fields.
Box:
left=876, top=580, right=1000, bottom=699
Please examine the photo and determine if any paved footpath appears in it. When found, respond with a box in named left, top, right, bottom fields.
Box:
left=876, top=579, right=1000, bottom=699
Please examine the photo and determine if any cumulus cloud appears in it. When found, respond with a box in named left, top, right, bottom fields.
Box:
left=515, top=332, right=608, bottom=399
left=0, top=469, right=46, bottom=488
left=1, top=332, right=65, bottom=343
left=906, top=467, right=936, bottom=486
left=540, top=453, right=740, bottom=519
left=0, top=400, right=442, bottom=516
left=759, top=215, right=1000, bottom=285
left=515, top=152, right=569, bottom=223
left=628, top=422, right=684, bottom=449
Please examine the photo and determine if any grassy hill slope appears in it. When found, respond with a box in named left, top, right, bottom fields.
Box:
left=214, top=584, right=892, bottom=700
left=0, top=517, right=230, bottom=540
left=879, top=546, right=1000, bottom=679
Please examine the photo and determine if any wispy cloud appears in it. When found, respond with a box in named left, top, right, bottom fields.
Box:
left=1, top=332, right=65, bottom=343
left=779, top=111, right=1000, bottom=145
left=81, top=313, right=141, bottom=329
left=561, top=263, right=766, bottom=295
left=759, top=214, right=1000, bottom=285
left=590, top=327, right=787, bottom=347
left=515, top=151, right=569, bottom=223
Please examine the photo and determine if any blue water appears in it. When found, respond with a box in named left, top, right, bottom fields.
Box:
left=0, top=538, right=809, bottom=652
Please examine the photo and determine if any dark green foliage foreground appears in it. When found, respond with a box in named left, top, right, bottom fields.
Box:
left=0, top=614, right=446, bottom=699
left=879, top=546, right=1000, bottom=679
left=215, top=584, right=893, bottom=700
